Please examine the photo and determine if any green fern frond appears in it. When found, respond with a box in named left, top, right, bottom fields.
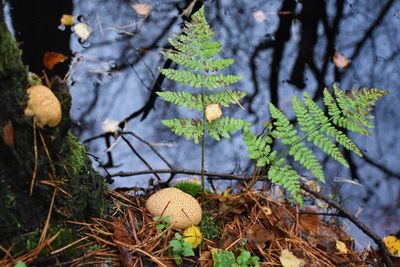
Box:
left=208, top=91, right=246, bottom=108
left=323, top=89, right=369, bottom=135
left=157, top=91, right=246, bottom=111
left=304, top=93, right=363, bottom=157
left=268, top=160, right=303, bottom=204
left=292, top=96, right=348, bottom=168
left=243, top=127, right=274, bottom=167
left=204, top=58, right=235, bottom=72
left=161, top=119, right=203, bottom=144
left=204, top=74, right=242, bottom=90
left=161, top=51, right=203, bottom=71
left=159, top=69, right=202, bottom=88
left=207, top=117, right=249, bottom=141
left=157, top=91, right=201, bottom=110
left=269, top=103, right=325, bottom=182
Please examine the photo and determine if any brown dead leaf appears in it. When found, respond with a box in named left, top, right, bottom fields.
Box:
left=333, top=51, right=350, bottom=68
left=43, top=52, right=68, bottom=70
left=3, top=121, right=14, bottom=147
left=246, top=224, right=272, bottom=249
left=198, top=251, right=213, bottom=267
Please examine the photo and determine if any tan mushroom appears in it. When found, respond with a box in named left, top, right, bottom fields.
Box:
left=146, top=188, right=202, bottom=229
left=24, top=85, right=62, bottom=128
left=205, top=103, right=222, bottom=122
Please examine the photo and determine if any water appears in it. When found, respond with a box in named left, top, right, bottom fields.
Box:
left=36, top=0, right=400, bottom=248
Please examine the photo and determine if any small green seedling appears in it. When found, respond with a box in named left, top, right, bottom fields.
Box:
left=169, top=232, right=195, bottom=265
left=236, top=249, right=260, bottom=267
left=153, top=215, right=171, bottom=231
left=212, top=249, right=236, bottom=267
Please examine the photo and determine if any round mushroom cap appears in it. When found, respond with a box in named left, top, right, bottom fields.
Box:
left=24, top=85, right=62, bottom=128
left=146, top=188, right=202, bottom=229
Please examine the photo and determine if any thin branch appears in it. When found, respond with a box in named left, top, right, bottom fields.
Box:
left=120, top=136, right=161, bottom=181
left=301, top=184, right=392, bottom=267
left=121, top=131, right=174, bottom=169
left=111, top=167, right=393, bottom=266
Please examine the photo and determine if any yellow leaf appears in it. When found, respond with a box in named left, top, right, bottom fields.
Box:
left=384, top=235, right=400, bottom=256
left=60, top=14, right=74, bottom=26
left=183, top=225, right=202, bottom=248
left=336, top=240, right=348, bottom=254
left=74, top=23, right=92, bottom=41
left=279, top=249, right=305, bottom=267
left=261, top=206, right=272, bottom=216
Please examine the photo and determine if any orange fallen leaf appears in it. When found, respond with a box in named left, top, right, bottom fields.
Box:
left=43, top=52, right=68, bottom=70
left=132, top=3, right=152, bottom=17
left=333, top=51, right=350, bottom=68
left=60, top=14, right=74, bottom=26
left=3, top=121, right=14, bottom=147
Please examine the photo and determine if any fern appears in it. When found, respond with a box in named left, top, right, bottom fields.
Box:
left=158, top=7, right=247, bottom=189
left=244, top=86, right=387, bottom=203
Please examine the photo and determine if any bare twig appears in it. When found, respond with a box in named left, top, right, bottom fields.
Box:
left=111, top=167, right=392, bottom=266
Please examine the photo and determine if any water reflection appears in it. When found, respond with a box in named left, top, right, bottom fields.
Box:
left=9, top=0, right=398, bottom=247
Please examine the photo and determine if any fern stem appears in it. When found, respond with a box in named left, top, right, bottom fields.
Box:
left=201, top=85, right=206, bottom=192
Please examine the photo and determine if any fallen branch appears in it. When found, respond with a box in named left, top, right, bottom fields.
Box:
left=111, top=167, right=392, bottom=267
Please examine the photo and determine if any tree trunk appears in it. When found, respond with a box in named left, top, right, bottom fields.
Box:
left=0, top=2, right=107, bottom=250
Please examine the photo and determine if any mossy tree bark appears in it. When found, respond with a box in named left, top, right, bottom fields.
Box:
left=0, top=4, right=107, bottom=249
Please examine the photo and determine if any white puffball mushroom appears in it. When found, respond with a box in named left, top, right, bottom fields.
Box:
left=73, top=22, right=92, bottom=41
left=146, top=188, right=202, bottom=229
left=205, top=103, right=222, bottom=122
left=24, top=85, right=62, bottom=128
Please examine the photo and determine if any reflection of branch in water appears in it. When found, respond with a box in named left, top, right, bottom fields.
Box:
left=269, top=0, right=296, bottom=107
left=289, top=0, right=325, bottom=90
left=349, top=0, right=395, bottom=63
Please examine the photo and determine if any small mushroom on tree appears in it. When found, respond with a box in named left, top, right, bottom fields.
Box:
left=146, top=188, right=202, bottom=229
left=24, top=84, right=62, bottom=128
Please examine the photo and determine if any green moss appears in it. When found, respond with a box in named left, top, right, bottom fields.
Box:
left=200, top=212, right=221, bottom=240
left=61, top=132, right=88, bottom=176
left=174, top=181, right=207, bottom=198
left=0, top=21, right=23, bottom=76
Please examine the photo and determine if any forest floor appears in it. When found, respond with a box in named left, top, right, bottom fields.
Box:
left=3, top=185, right=397, bottom=267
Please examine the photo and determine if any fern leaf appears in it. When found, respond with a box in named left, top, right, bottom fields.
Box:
left=207, top=117, right=249, bottom=141
left=304, top=93, right=363, bottom=157
left=205, top=58, right=235, bottom=71
left=268, top=160, right=303, bottom=204
left=292, top=96, right=348, bottom=168
left=208, top=91, right=246, bottom=108
left=158, top=91, right=246, bottom=111
left=204, top=74, right=242, bottom=90
left=161, top=119, right=203, bottom=144
left=159, top=69, right=202, bottom=88
left=323, top=89, right=369, bottom=135
left=243, top=127, right=274, bottom=167
left=161, top=51, right=202, bottom=71
left=269, top=103, right=325, bottom=182
left=157, top=91, right=201, bottom=110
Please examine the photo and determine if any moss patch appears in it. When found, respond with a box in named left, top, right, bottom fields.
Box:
left=60, top=132, right=88, bottom=176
